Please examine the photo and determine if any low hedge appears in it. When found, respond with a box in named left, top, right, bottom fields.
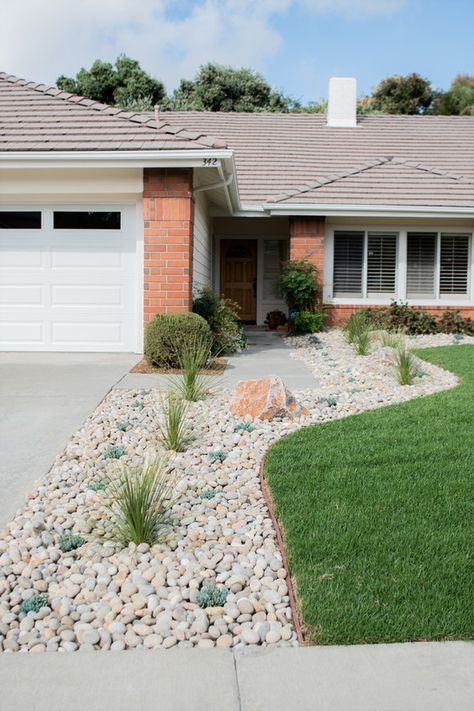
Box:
left=144, top=312, right=212, bottom=368
left=357, top=302, right=474, bottom=336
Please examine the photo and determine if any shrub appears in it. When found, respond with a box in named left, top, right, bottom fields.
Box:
left=393, top=344, right=421, bottom=385
left=20, top=594, right=48, bottom=615
left=58, top=532, right=87, bottom=552
left=192, top=286, right=246, bottom=355
left=264, top=310, right=287, bottom=330
left=158, top=392, right=193, bottom=452
left=107, top=457, right=177, bottom=546
left=144, top=312, right=212, bottom=368
left=171, top=332, right=214, bottom=401
left=279, top=260, right=320, bottom=311
left=198, top=584, right=228, bottom=609
left=292, top=310, right=325, bottom=335
left=438, top=309, right=474, bottom=335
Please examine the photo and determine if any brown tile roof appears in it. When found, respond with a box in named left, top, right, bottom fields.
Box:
left=0, top=73, right=227, bottom=151
left=161, top=111, right=474, bottom=208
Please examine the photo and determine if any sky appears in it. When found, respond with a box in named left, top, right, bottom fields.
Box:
left=0, top=0, right=473, bottom=103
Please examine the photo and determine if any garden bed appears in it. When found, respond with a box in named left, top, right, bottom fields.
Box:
left=130, top=357, right=227, bottom=375
left=0, top=330, right=467, bottom=652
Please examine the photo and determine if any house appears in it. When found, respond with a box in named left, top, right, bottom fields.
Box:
left=0, top=73, right=473, bottom=352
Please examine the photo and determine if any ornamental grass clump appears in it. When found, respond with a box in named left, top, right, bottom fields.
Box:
left=107, top=457, right=177, bottom=546
left=393, top=344, right=421, bottom=386
left=171, top=333, right=214, bottom=402
left=378, top=330, right=404, bottom=349
left=343, top=311, right=371, bottom=345
left=158, top=392, right=193, bottom=452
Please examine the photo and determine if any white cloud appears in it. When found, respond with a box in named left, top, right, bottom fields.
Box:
left=0, top=0, right=406, bottom=89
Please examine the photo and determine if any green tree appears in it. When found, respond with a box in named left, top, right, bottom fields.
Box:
left=369, top=73, right=434, bottom=114
left=57, top=55, right=166, bottom=110
left=435, top=74, right=474, bottom=116
left=167, top=63, right=297, bottom=112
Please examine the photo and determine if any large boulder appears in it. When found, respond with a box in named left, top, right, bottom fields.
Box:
left=230, top=375, right=308, bottom=421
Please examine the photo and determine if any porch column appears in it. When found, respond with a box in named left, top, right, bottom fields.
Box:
left=289, top=216, right=326, bottom=282
left=143, top=168, right=194, bottom=323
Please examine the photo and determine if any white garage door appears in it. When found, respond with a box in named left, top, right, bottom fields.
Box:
left=0, top=205, right=138, bottom=352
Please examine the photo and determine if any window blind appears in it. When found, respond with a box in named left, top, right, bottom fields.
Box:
left=333, top=231, right=364, bottom=297
left=407, top=233, right=436, bottom=297
left=367, top=233, right=397, bottom=294
left=440, top=234, right=470, bottom=295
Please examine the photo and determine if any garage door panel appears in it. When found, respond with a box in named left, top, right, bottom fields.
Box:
left=0, top=321, right=44, bottom=345
left=0, top=206, right=138, bottom=352
left=0, top=284, right=44, bottom=306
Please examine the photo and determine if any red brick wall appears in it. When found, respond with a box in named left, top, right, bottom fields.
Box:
left=143, top=168, right=194, bottom=322
left=326, top=303, right=474, bottom=327
left=289, top=217, right=325, bottom=294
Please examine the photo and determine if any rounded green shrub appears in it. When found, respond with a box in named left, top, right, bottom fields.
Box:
left=144, top=312, right=212, bottom=368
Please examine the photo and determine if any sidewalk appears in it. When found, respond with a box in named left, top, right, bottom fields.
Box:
left=116, top=330, right=317, bottom=391
left=1, top=642, right=473, bottom=711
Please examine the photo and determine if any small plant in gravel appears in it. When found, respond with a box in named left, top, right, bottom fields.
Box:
left=106, top=456, right=177, bottom=546
left=354, top=328, right=372, bottom=356
left=171, top=333, right=214, bottom=402
left=393, top=344, right=421, bottom=386
left=158, top=392, right=193, bottom=452
left=201, top=489, right=216, bottom=500
left=308, top=334, right=323, bottom=349
left=58, top=532, right=87, bottom=552
left=378, top=330, right=404, bottom=349
left=20, top=594, right=48, bottom=615
left=116, top=421, right=130, bottom=431
left=131, top=399, right=144, bottom=409
left=104, top=445, right=125, bottom=460
left=319, top=396, right=337, bottom=407
left=208, top=450, right=226, bottom=463
left=88, top=479, right=106, bottom=492
left=234, top=422, right=254, bottom=433
left=198, top=584, right=228, bottom=609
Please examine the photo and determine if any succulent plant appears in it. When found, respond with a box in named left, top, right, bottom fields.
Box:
left=208, top=450, right=226, bottom=463
left=58, top=532, right=86, bottom=552
left=319, top=396, right=337, bottom=407
left=198, top=584, right=228, bottom=609
left=233, top=422, right=254, bottom=433
left=88, top=480, right=106, bottom=492
left=116, top=421, right=130, bottom=432
left=201, top=489, right=216, bottom=500
left=20, top=594, right=48, bottom=615
left=131, top=399, right=144, bottom=409
left=104, top=445, right=125, bottom=460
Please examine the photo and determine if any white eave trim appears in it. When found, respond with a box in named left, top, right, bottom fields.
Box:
left=265, top=203, right=474, bottom=219
left=0, top=149, right=235, bottom=170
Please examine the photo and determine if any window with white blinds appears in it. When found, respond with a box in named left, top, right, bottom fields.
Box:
left=333, top=231, right=364, bottom=296
left=367, top=232, right=397, bottom=294
left=407, top=232, right=436, bottom=298
left=440, top=234, right=470, bottom=295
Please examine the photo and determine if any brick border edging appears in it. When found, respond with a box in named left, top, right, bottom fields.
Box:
left=258, top=456, right=306, bottom=645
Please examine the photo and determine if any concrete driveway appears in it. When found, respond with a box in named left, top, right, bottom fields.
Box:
left=0, top=352, right=139, bottom=527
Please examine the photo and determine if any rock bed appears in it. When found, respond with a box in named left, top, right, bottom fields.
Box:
left=0, top=330, right=464, bottom=653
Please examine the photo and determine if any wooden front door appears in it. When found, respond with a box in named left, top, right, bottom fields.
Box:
left=220, top=239, right=257, bottom=322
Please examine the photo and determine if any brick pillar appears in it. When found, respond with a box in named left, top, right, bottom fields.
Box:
left=143, top=168, right=194, bottom=323
left=289, top=216, right=326, bottom=277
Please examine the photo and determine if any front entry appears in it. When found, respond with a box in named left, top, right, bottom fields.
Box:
left=220, top=239, right=257, bottom=322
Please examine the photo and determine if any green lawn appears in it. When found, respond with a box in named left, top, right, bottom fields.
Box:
left=264, top=345, right=474, bottom=645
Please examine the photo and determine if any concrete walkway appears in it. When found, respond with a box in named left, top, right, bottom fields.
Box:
left=1, top=642, right=473, bottom=711
left=117, top=330, right=317, bottom=390
left=0, top=352, right=139, bottom=527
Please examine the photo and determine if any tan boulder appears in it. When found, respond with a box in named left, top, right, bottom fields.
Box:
left=230, top=375, right=309, bottom=421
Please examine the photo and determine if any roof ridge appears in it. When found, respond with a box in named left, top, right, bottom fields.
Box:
left=270, top=156, right=394, bottom=203
left=0, top=72, right=227, bottom=150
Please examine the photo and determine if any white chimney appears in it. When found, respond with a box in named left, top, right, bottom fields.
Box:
left=327, top=77, right=357, bottom=128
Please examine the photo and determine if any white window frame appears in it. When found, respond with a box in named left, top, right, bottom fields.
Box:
left=325, top=226, right=474, bottom=306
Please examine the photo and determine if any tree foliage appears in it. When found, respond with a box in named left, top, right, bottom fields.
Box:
left=369, top=73, right=434, bottom=114
left=57, top=55, right=166, bottom=111
left=435, top=74, right=474, bottom=116
left=166, top=63, right=297, bottom=112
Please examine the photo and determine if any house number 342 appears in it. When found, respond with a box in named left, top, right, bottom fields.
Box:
left=202, top=158, right=218, bottom=166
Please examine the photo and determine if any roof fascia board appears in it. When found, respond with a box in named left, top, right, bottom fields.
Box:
left=266, top=203, right=474, bottom=219
left=0, top=149, right=234, bottom=170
